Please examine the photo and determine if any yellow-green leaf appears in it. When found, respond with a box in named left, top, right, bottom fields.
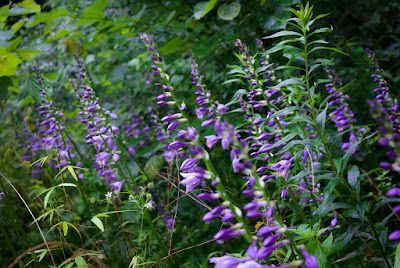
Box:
left=16, top=48, right=42, bottom=61
left=67, top=166, right=78, bottom=181
left=91, top=216, right=105, bottom=232
left=62, top=222, right=68, bottom=236
left=11, top=19, right=25, bottom=33
left=43, top=188, right=55, bottom=208
left=17, top=0, right=41, bottom=13
left=0, top=53, right=22, bottom=77
left=75, top=256, right=88, bottom=268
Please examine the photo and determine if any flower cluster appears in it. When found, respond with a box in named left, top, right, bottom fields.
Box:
left=33, top=66, right=71, bottom=170
left=69, top=56, right=122, bottom=185
left=366, top=50, right=400, bottom=172
left=323, top=65, right=363, bottom=154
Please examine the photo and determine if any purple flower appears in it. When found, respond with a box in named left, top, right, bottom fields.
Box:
left=331, top=215, right=337, bottom=227
left=110, top=180, right=125, bottom=193
left=128, top=146, right=136, bottom=157
left=198, top=192, right=220, bottom=201
left=389, top=230, right=400, bottom=241
left=0, top=192, right=4, bottom=200
left=205, top=135, right=220, bottom=149
left=202, top=205, right=225, bottom=222
left=209, top=255, right=249, bottom=268
left=301, top=248, right=319, bottom=268
left=256, top=225, right=279, bottom=237
left=269, top=158, right=293, bottom=180
left=214, top=227, right=246, bottom=243
left=180, top=167, right=208, bottom=193
left=180, top=158, right=199, bottom=171
left=387, top=187, right=400, bottom=197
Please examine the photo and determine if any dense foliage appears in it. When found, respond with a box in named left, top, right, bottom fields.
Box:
left=1, top=0, right=400, bottom=267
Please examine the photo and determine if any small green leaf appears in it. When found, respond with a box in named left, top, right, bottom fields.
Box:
left=44, top=188, right=55, bottom=208
left=263, top=30, right=302, bottom=39
left=91, top=216, right=105, bottom=232
left=62, top=222, right=68, bottom=236
left=193, top=2, right=208, bottom=20
left=347, top=165, right=360, bottom=187
left=67, top=166, right=78, bottom=181
left=308, top=46, right=348, bottom=56
left=81, top=0, right=107, bottom=20
left=17, top=0, right=41, bottom=13
left=38, top=250, right=47, bottom=262
left=271, top=78, right=303, bottom=89
left=193, top=0, right=218, bottom=20
left=316, top=104, right=328, bottom=136
left=0, top=53, right=22, bottom=77
left=11, top=19, right=25, bottom=33
left=128, top=256, right=139, bottom=268
left=311, top=27, right=332, bottom=35
left=43, top=9, right=68, bottom=35
left=49, top=16, right=71, bottom=35
left=217, top=2, right=240, bottom=21
left=333, top=158, right=342, bottom=175
left=75, top=256, right=88, bottom=267
left=58, top=183, right=77, bottom=188
left=21, top=75, right=41, bottom=102
left=322, top=233, right=333, bottom=251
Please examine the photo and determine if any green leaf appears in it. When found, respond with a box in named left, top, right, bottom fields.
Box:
left=217, top=2, right=240, bottom=21
left=308, top=46, right=348, bottom=56
left=81, top=0, right=107, bottom=20
left=347, top=165, right=360, bottom=187
left=271, top=78, right=303, bottom=89
left=193, top=2, right=208, bottom=20
left=194, top=0, right=218, bottom=20
left=7, top=7, right=34, bottom=16
left=58, top=183, right=77, bottom=188
left=20, top=75, right=41, bottom=102
left=0, top=52, right=22, bottom=77
left=44, top=188, right=55, bottom=208
left=49, top=16, right=71, bottom=35
left=333, top=158, right=342, bottom=176
left=17, top=0, right=41, bottom=13
left=322, top=233, right=333, bottom=251
left=11, top=20, right=25, bottom=33
left=91, top=216, right=105, bottom=232
left=0, top=76, right=13, bottom=102
left=75, top=256, right=88, bottom=268
left=67, top=166, right=79, bottom=181
left=311, top=27, right=332, bottom=35
left=128, top=256, right=139, bottom=268
left=43, top=9, right=68, bottom=35
left=38, top=250, right=47, bottom=262
left=62, top=222, right=68, bottom=236
left=262, top=30, right=302, bottom=39
left=316, top=104, right=328, bottom=136
left=202, top=0, right=218, bottom=18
